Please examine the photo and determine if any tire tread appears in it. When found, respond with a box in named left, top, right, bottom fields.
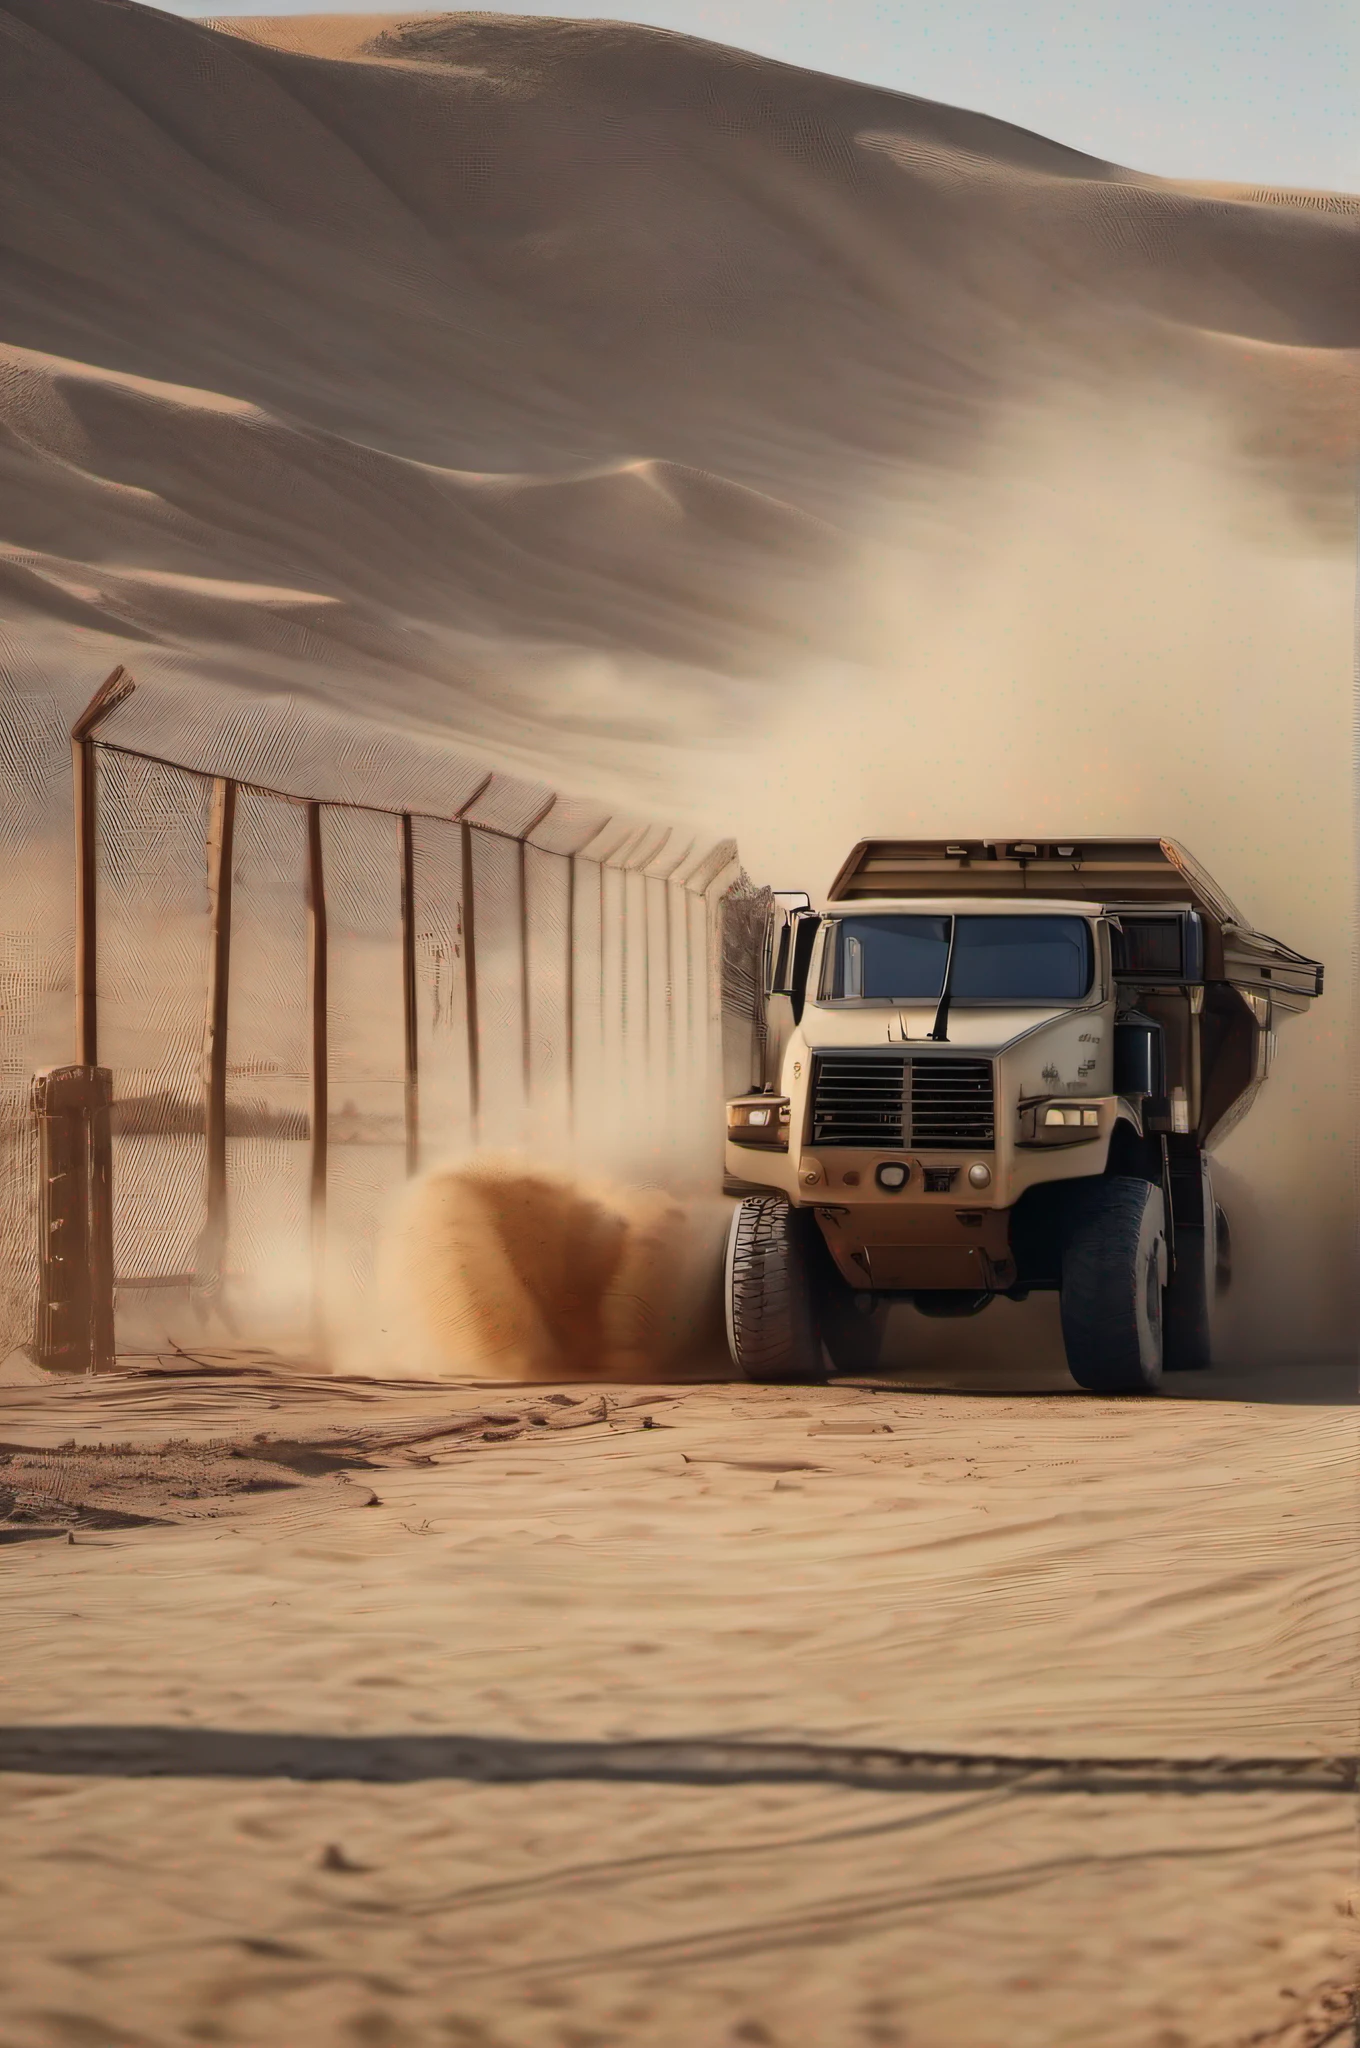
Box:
left=727, top=1195, right=826, bottom=1384
left=1060, top=1175, right=1164, bottom=1395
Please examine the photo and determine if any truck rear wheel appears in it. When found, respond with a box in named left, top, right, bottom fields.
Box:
left=724, top=1194, right=827, bottom=1384
left=1060, top=1177, right=1167, bottom=1395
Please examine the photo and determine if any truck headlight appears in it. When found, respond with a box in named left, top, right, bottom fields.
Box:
left=727, top=1096, right=791, bottom=1149
left=1018, top=1097, right=1111, bottom=1146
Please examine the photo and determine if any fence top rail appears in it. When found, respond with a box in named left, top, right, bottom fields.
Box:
left=90, top=737, right=737, bottom=888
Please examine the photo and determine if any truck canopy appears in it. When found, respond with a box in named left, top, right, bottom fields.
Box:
left=824, top=840, right=1322, bottom=1012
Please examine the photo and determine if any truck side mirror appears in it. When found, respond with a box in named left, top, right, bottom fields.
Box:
left=768, top=921, right=792, bottom=996
left=788, top=914, right=821, bottom=1025
left=770, top=908, right=818, bottom=999
left=766, top=893, right=814, bottom=998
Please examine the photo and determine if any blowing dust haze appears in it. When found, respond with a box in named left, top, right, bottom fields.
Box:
left=367, top=385, right=1354, bottom=1383
left=681, top=390, right=1356, bottom=1370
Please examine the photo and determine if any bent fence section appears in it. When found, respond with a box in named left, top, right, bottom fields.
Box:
left=16, top=670, right=746, bottom=1370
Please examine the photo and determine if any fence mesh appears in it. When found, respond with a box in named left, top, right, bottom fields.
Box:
left=0, top=672, right=742, bottom=1363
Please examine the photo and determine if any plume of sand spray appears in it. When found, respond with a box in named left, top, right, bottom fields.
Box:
left=369, top=1154, right=729, bottom=1382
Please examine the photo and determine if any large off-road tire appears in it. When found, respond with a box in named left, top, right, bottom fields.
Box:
left=724, top=1195, right=827, bottom=1384
left=1060, top=1177, right=1168, bottom=1395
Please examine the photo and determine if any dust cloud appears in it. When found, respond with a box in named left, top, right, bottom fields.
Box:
left=680, top=385, right=1354, bottom=1372
left=337, top=385, right=1354, bottom=1384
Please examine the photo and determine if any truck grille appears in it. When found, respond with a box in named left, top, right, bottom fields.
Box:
left=810, top=1054, right=907, bottom=1147
left=810, top=1053, right=994, bottom=1150
left=910, top=1058, right=995, bottom=1148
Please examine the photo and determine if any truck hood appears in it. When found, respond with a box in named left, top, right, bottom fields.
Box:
left=800, top=1002, right=1088, bottom=1054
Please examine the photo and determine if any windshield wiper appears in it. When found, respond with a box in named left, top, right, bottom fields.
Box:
left=928, top=916, right=958, bottom=1042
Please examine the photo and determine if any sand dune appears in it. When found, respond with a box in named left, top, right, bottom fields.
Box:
left=1, top=2, right=1355, bottom=747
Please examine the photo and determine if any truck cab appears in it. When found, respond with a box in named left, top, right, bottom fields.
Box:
left=723, top=839, right=1323, bottom=1394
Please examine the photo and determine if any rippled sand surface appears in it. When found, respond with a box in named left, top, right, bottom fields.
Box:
left=1, top=1355, right=1354, bottom=2047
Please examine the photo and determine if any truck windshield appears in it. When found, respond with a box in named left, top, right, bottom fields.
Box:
left=821, top=915, right=1094, bottom=1003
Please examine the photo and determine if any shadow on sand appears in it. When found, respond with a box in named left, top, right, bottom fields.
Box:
left=0, top=1727, right=1352, bottom=1795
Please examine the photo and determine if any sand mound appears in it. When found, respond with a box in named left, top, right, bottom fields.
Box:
left=374, top=1156, right=726, bottom=1379
left=0, top=1, right=1354, bottom=749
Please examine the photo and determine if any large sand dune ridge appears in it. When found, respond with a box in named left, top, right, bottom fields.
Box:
left=0, top=1, right=1355, bottom=745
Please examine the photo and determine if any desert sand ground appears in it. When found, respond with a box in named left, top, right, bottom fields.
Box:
left=2, top=1343, right=1355, bottom=2048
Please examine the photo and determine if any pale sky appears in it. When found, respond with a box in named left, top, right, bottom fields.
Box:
left=163, top=0, right=1358, bottom=192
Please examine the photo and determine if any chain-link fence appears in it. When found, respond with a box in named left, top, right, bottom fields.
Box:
left=7, top=669, right=742, bottom=1368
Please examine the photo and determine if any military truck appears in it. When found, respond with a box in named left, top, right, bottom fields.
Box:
left=723, top=840, right=1323, bottom=1394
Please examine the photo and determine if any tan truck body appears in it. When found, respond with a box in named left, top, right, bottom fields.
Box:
left=726, top=840, right=1322, bottom=1302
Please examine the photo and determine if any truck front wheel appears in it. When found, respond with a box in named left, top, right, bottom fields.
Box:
left=724, top=1194, right=827, bottom=1384
left=1060, top=1177, right=1167, bottom=1395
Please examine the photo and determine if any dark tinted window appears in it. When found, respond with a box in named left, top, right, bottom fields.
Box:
left=1110, top=917, right=1183, bottom=978
left=952, top=917, right=1093, bottom=998
left=827, top=916, right=949, bottom=999
left=825, top=915, right=1093, bottom=1002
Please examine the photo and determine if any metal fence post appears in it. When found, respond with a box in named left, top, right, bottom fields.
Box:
left=460, top=820, right=480, bottom=1143
left=399, top=813, right=419, bottom=1177
left=518, top=835, right=532, bottom=1103
left=565, top=855, right=577, bottom=1126
left=72, top=668, right=135, bottom=1062
left=32, top=667, right=135, bottom=1372
left=197, top=777, right=236, bottom=1285
left=306, top=802, right=328, bottom=1345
